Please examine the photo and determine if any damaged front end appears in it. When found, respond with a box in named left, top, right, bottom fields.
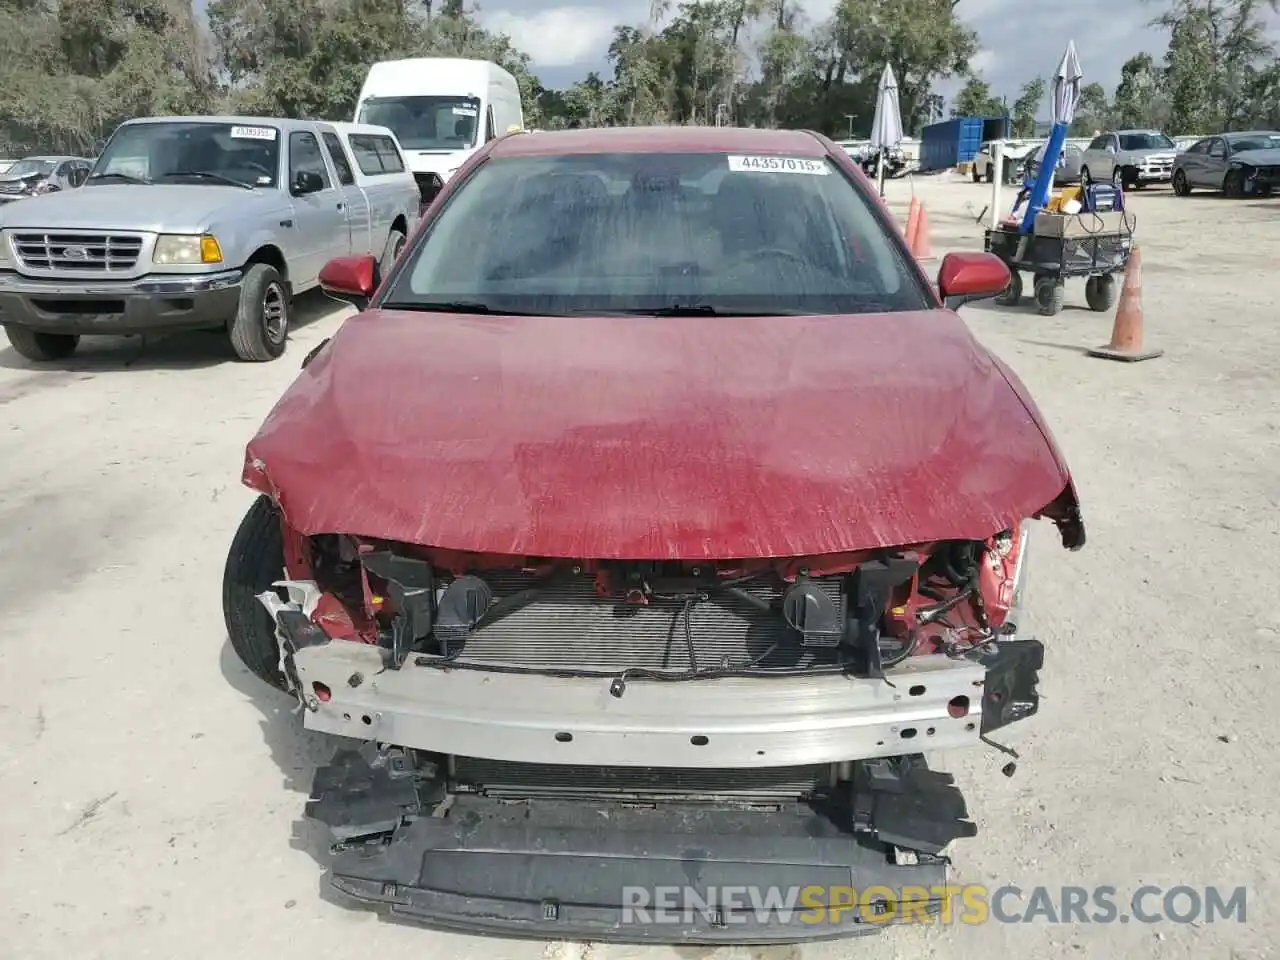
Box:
left=246, top=510, right=1057, bottom=941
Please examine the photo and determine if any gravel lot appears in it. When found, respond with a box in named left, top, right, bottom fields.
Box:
left=1, top=177, right=1276, bottom=960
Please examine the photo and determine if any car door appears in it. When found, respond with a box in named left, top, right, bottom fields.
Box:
left=1202, top=137, right=1228, bottom=188
left=287, top=129, right=345, bottom=287
left=320, top=129, right=368, bottom=257
left=1082, top=135, right=1107, bottom=178
left=1177, top=139, right=1206, bottom=185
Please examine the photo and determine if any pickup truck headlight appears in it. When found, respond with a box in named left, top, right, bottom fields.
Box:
left=153, top=233, right=223, bottom=265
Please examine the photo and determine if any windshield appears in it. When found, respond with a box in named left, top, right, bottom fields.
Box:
left=5, top=158, right=57, bottom=178
left=1118, top=132, right=1175, bottom=151
left=385, top=151, right=930, bottom=317
left=357, top=96, right=481, bottom=151
left=88, top=122, right=280, bottom=187
left=1229, top=133, right=1280, bottom=152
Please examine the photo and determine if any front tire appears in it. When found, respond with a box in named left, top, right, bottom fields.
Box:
left=1081, top=165, right=1092, bottom=185
left=1112, top=166, right=1127, bottom=189
left=229, top=263, right=289, bottom=362
left=1173, top=170, right=1192, bottom=196
left=1223, top=169, right=1245, bottom=198
left=222, top=495, right=290, bottom=690
left=4, top=325, right=79, bottom=362
left=379, top=227, right=407, bottom=280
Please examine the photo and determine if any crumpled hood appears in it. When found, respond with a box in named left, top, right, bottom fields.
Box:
left=0, top=184, right=259, bottom=231
left=244, top=309, right=1082, bottom=560
left=1233, top=147, right=1280, bottom=166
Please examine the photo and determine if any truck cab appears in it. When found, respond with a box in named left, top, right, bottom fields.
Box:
left=354, top=58, right=525, bottom=209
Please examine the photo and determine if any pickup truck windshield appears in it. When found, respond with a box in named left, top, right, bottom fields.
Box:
left=88, top=122, right=281, bottom=188
left=387, top=151, right=930, bottom=317
left=1118, top=133, right=1175, bottom=151
left=5, top=158, right=58, bottom=177
left=357, top=96, right=481, bottom=151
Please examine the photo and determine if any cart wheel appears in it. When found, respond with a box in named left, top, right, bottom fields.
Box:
left=1034, top=278, right=1065, bottom=316
left=1084, top=275, right=1116, bottom=312
left=994, top=271, right=1023, bottom=306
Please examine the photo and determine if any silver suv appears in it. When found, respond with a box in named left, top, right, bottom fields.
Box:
left=1081, top=129, right=1178, bottom=189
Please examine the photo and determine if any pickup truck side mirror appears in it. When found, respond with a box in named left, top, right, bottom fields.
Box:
left=292, top=170, right=325, bottom=196
left=318, top=255, right=379, bottom=310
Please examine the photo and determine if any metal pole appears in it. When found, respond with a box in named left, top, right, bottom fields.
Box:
left=877, top=151, right=886, bottom=198
left=989, top=140, right=1004, bottom=231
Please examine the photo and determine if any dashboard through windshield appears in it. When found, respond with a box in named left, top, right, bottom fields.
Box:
left=385, top=151, right=930, bottom=317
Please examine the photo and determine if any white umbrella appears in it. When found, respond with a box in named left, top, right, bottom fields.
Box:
left=1043, top=41, right=1083, bottom=192
left=869, top=64, right=903, bottom=196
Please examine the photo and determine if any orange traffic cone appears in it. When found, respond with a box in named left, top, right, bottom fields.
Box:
left=905, top=196, right=920, bottom=245
left=1086, top=247, right=1163, bottom=362
left=911, top=203, right=936, bottom=260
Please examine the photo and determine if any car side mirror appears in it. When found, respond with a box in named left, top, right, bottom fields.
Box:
left=318, top=255, right=378, bottom=310
left=92, top=138, right=106, bottom=158
left=937, top=252, right=1011, bottom=309
left=292, top=170, right=324, bottom=196
left=1105, top=144, right=1117, bottom=154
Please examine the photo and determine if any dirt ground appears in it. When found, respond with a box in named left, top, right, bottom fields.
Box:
left=1, top=175, right=1277, bottom=960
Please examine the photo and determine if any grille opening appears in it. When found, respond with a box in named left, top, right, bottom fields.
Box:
left=12, top=232, right=143, bottom=272
left=31, top=298, right=125, bottom=314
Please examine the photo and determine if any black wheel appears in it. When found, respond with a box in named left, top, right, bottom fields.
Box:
left=1173, top=170, right=1192, bottom=196
left=1034, top=277, right=1065, bottom=316
left=994, top=270, right=1023, bottom=306
left=379, top=227, right=407, bottom=280
left=984, top=167, right=994, bottom=183
left=1084, top=274, right=1116, bottom=312
left=4, top=325, right=79, bottom=361
left=1081, top=166, right=1093, bottom=185
left=1112, top=166, right=1126, bottom=189
left=971, top=164, right=981, bottom=183
left=222, top=495, right=290, bottom=690
left=229, top=263, right=289, bottom=362
left=1223, top=169, right=1245, bottom=198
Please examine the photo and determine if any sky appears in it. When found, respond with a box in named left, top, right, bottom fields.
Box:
left=475, top=0, right=1177, bottom=104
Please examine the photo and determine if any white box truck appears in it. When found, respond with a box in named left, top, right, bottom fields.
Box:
left=354, top=58, right=524, bottom=208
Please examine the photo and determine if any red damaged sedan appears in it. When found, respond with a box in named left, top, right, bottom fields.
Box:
left=223, top=125, right=1084, bottom=942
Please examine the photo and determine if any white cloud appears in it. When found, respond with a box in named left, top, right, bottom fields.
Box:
left=480, top=6, right=623, bottom=67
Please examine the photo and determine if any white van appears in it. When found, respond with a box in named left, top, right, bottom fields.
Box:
left=354, top=58, right=524, bottom=207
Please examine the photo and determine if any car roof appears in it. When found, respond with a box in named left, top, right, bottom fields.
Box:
left=1114, top=129, right=1164, bottom=135
left=490, top=125, right=826, bottom=158
left=1224, top=129, right=1280, bottom=139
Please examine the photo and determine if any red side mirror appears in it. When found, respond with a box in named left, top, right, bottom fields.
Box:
left=318, top=255, right=378, bottom=310
left=937, top=252, right=1011, bottom=309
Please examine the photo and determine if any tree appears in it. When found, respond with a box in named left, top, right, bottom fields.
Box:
left=1072, top=82, right=1110, bottom=135
left=1011, top=77, right=1045, bottom=136
left=1111, top=52, right=1167, bottom=127
left=951, top=77, right=1003, bottom=118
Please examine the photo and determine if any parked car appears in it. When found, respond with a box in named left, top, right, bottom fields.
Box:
left=223, top=125, right=1086, bottom=940
left=971, top=139, right=1039, bottom=183
left=1172, top=130, right=1280, bottom=197
left=1080, top=129, right=1177, bottom=189
left=0, top=155, right=92, bottom=206
left=0, top=159, right=15, bottom=174
left=1020, top=143, right=1084, bottom=185
left=0, top=116, right=419, bottom=363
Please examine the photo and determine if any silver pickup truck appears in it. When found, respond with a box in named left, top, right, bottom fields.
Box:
left=0, top=116, right=420, bottom=362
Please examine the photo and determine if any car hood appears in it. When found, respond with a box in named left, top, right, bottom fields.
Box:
left=243, top=309, right=1083, bottom=560
left=1127, top=149, right=1176, bottom=161
left=0, top=184, right=263, bottom=231
left=1233, top=147, right=1280, bottom=165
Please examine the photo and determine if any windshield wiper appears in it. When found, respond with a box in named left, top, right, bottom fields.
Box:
left=618, top=304, right=801, bottom=317
left=156, top=171, right=255, bottom=190
left=379, top=300, right=554, bottom=316
left=86, top=172, right=151, bottom=185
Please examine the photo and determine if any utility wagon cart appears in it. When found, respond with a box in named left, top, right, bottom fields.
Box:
left=983, top=210, right=1136, bottom=316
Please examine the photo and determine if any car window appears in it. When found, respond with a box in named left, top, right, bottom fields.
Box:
left=1118, top=132, right=1175, bottom=150
left=289, top=131, right=330, bottom=189
left=90, top=122, right=280, bottom=187
left=320, top=132, right=355, bottom=186
left=1185, top=139, right=1208, bottom=154
left=347, top=134, right=406, bottom=175
left=388, top=151, right=931, bottom=317
left=1087, top=136, right=1108, bottom=150
left=1208, top=138, right=1225, bottom=157
left=1227, top=134, right=1280, bottom=152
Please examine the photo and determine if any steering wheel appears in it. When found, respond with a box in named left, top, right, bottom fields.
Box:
left=237, top=160, right=272, bottom=178
left=726, top=247, right=812, bottom=270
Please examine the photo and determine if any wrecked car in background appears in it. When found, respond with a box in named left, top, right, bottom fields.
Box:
left=223, top=125, right=1086, bottom=942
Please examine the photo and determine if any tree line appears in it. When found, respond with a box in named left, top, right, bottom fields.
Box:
left=2, top=0, right=1278, bottom=157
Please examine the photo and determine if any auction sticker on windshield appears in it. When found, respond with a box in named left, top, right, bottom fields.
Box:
left=728, top=155, right=829, bottom=175
left=230, top=125, right=278, bottom=140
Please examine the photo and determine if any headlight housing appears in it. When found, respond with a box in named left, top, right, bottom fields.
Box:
left=0, top=233, right=10, bottom=264
left=153, top=233, right=223, bottom=265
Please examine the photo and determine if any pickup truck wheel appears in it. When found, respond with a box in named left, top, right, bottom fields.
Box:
left=1080, top=165, right=1092, bottom=185
left=4, top=325, right=79, bottom=362
left=222, top=494, right=289, bottom=691
left=229, top=263, right=288, bottom=362
left=971, top=164, right=981, bottom=183
left=379, top=228, right=407, bottom=278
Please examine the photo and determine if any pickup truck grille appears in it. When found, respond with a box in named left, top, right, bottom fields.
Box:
left=11, top=232, right=144, bottom=272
